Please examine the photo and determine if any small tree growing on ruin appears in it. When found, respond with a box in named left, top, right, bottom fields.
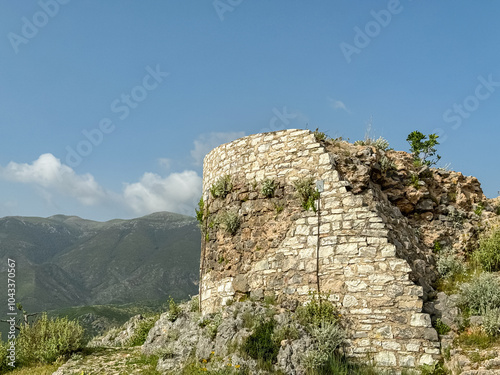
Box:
left=406, top=131, right=441, bottom=167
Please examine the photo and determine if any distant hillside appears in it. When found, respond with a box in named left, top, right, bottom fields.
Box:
left=0, top=212, right=201, bottom=313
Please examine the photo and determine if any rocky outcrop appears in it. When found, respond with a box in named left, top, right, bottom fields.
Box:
left=142, top=300, right=312, bottom=374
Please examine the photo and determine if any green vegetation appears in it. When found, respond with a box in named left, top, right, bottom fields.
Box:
left=433, top=240, right=442, bottom=253
left=242, top=320, right=279, bottom=371
left=295, top=292, right=341, bottom=328
left=436, top=249, right=465, bottom=279
left=294, top=178, right=320, bottom=212
left=14, top=313, right=84, bottom=366
left=354, top=136, right=390, bottom=151
left=482, top=308, right=500, bottom=337
left=474, top=202, right=485, bottom=216
left=166, top=297, right=182, bottom=322
left=473, top=230, right=500, bottom=272
left=260, top=178, right=277, bottom=198
left=127, top=315, right=158, bottom=346
left=306, top=354, right=385, bottom=375
left=433, top=318, right=451, bottom=335
left=124, top=354, right=161, bottom=374
left=0, top=213, right=200, bottom=319
left=380, top=155, right=396, bottom=172
left=210, top=175, right=233, bottom=199
left=456, top=327, right=498, bottom=349
left=273, top=201, right=284, bottom=216
left=409, top=173, right=421, bottom=189
left=406, top=130, right=441, bottom=166
left=195, top=197, right=206, bottom=228
left=313, top=128, right=327, bottom=142
left=217, top=210, right=240, bottom=235
left=459, top=272, right=500, bottom=315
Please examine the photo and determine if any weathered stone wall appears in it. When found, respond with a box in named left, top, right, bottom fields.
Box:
left=200, top=129, right=440, bottom=370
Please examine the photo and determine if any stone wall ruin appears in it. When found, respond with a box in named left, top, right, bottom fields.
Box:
left=199, top=129, right=441, bottom=370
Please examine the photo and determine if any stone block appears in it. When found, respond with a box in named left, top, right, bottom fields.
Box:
left=336, top=243, right=358, bottom=256
left=419, top=354, right=436, bottom=366
left=380, top=244, right=396, bottom=257
left=374, top=325, right=393, bottom=339
left=374, top=351, right=397, bottom=367
left=345, top=280, right=368, bottom=292
left=368, top=274, right=395, bottom=285
left=399, top=355, right=416, bottom=367
left=382, top=341, right=401, bottom=351
left=343, top=295, right=359, bottom=308
left=410, top=313, right=432, bottom=327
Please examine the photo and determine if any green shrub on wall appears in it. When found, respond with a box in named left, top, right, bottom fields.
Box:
left=210, top=175, right=233, bottom=199
left=260, top=178, right=276, bottom=198
left=294, top=178, right=320, bottom=212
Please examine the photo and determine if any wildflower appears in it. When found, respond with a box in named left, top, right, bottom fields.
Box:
left=235, top=364, right=241, bottom=368
left=202, top=359, right=207, bottom=363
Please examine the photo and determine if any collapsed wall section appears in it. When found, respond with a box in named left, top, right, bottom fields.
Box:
left=200, top=129, right=440, bottom=369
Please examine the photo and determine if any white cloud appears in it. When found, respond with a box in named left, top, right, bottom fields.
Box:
left=0, top=154, right=203, bottom=218
left=0, top=153, right=106, bottom=205
left=191, top=131, right=245, bottom=165
left=123, top=171, right=202, bottom=216
left=328, top=97, right=351, bottom=113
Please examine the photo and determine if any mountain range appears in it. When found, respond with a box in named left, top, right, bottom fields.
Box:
left=0, top=212, right=201, bottom=314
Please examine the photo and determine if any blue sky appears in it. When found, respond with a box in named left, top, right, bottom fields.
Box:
left=0, top=0, right=499, bottom=221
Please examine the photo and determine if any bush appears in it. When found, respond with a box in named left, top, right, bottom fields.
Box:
left=195, top=197, right=205, bottom=228
left=354, top=137, right=390, bottom=151
left=459, top=273, right=500, bottom=315
left=296, top=293, right=341, bottom=328
left=406, top=130, right=441, bottom=166
left=433, top=318, right=451, bottom=335
left=0, top=335, right=11, bottom=372
left=16, top=313, right=84, bottom=365
left=313, top=128, right=327, bottom=142
left=294, top=178, right=320, bottom=212
left=217, top=210, right=240, bottom=235
left=242, top=319, right=279, bottom=370
left=210, top=175, right=232, bottom=199
left=127, top=316, right=158, bottom=347
left=483, top=308, right=500, bottom=337
left=380, top=155, right=396, bottom=172
left=167, top=297, right=182, bottom=322
left=474, top=230, right=500, bottom=272
left=304, top=321, right=346, bottom=370
left=437, top=250, right=465, bottom=279
left=372, top=137, right=390, bottom=151
left=260, top=179, right=276, bottom=198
